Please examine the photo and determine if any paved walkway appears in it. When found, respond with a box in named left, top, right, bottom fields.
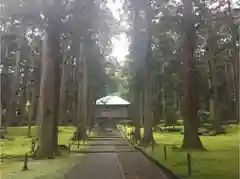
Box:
left=64, top=126, right=168, bottom=179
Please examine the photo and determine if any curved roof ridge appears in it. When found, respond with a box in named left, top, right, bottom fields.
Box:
left=96, top=95, right=130, bottom=105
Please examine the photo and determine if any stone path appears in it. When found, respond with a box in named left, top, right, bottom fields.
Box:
left=64, top=125, right=169, bottom=179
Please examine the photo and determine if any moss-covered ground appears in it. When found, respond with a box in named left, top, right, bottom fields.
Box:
left=120, top=124, right=239, bottom=179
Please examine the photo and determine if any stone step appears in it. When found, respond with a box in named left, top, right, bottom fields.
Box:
left=76, top=143, right=130, bottom=146
left=71, top=150, right=137, bottom=154
left=91, top=136, right=123, bottom=139
left=88, top=138, right=125, bottom=141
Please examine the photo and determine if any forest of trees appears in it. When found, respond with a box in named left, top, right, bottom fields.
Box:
left=0, top=0, right=239, bottom=159
left=121, top=0, right=239, bottom=148
left=0, top=0, right=120, bottom=158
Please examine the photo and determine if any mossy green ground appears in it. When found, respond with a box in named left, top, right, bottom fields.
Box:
left=1, top=153, right=83, bottom=179
left=0, top=126, right=85, bottom=179
left=1, top=126, right=76, bottom=157
left=120, top=124, right=239, bottom=179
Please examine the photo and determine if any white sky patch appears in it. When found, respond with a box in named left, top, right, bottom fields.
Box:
left=107, top=0, right=129, bottom=62
left=111, top=33, right=129, bottom=62
left=107, top=0, right=122, bottom=21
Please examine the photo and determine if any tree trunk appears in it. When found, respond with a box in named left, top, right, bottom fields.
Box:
left=71, top=40, right=80, bottom=126
left=52, top=27, right=61, bottom=157
left=134, top=91, right=141, bottom=140
left=19, top=66, right=28, bottom=124
left=179, top=96, right=184, bottom=120
left=226, top=0, right=239, bottom=122
left=59, top=43, right=68, bottom=125
left=207, top=58, right=221, bottom=132
left=2, top=44, right=10, bottom=111
left=80, top=46, right=88, bottom=139
left=205, top=6, right=223, bottom=132
left=173, top=89, right=178, bottom=110
left=28, top=87, right=37, bottom=137
left=28, top=49, right=41, bottom=137
left=2, top=45, right=10, bottom=133
left=87, top=89, right=92, bottom=130
left=181, top=0, right=204, bottom=150
left=132, top=4, right=141, bottom=140
left=139, top=0, right=154, bottom=146
left=224, top=62, right=235, bottom=117
left=139, top=91, right=144, bottom=128
left=142, top=74, right=154, bottom=145
left=89, top=88, right=97, bottom=131
left=6, top=43, right=21, bottom=127
left=161, top=66, right=166, bottom=122
left=0, top=34, right=2, bottom=138
left=35, top=32, right=55, bottom=158
left=35, top=16, right=61, bottom=158
left=18, top=38, right=29, bottom=124
left=74, top=43, right=87, bottom=140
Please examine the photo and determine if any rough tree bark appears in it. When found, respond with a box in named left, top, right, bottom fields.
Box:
left=133, top=90, right=141, bottom=141
left=71, top=40, right=80, bottom=127
left=226, top=0, right=239, bottom=122
left=34, top=14, right=61, bottom=158
left=74, top=43, right=88, bottom=140
left=161, top=66, right=166, bottom=122
left=87, top=89, right=95, bottom=130
left=205, top=18, right=221, bottom=132
left=141, top=74, right=154, bottom=145
left=19, top=65, right=28, bottom=124
left=35, top=32, right=56, bottom=158
left=139, top=91, right=144, bottom=128
left=2, top=43, right=10, bottom=128
left=181, top=0, right=204, bottom=150
left=207, top=57, right=222, bottom=132
left=59, top=42, right=68, bottom=125
left=142, top=0, right=155, bottom=145
left=224, top=62, right=235, bottom=117
left=0, top=34, right=2, bottom=137
left=18, top=39, right=29, bottom=124
left=28, top=46, right=41, bottom=137
left=79, top=44, right=88, bottom=139
left=1, top=42, right=11, bottom=136
left=131, top=3, right=141, bottom=140
left=6, top=41, right=21, bottom=127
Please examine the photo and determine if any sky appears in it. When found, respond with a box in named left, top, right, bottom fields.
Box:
left=107, top=0, right=129, bottom=63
